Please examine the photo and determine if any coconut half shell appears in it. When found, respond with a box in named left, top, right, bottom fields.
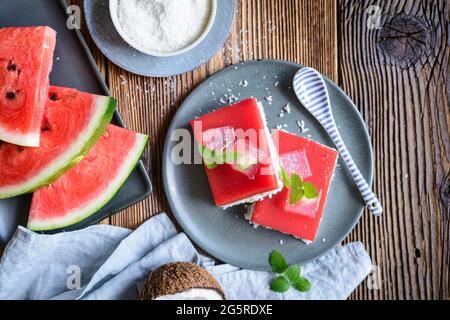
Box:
left=140, top=262, right=226, bottom=300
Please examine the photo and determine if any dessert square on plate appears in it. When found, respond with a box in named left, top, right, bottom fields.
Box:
left=190, top=98, right=282, bottom=208
left=247, top=130, right=339, bottom=243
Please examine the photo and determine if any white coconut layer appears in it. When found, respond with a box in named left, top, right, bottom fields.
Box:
left=0, top=96, right=111, bottom=199
left=155, top=288, right=224, bottom=300
left=27, top=133, right=148, bottom=231
left=221, top=102, right=282, bottom=209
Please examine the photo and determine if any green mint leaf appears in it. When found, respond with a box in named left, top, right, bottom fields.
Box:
left=200, top=145, right=213, bottom=159
left=269, top=250, right=289, bottom=273
left=280, top=167, right=291, bottom=188
left=303, top=182, right=319, bottom=199
left=270, top=276, right=290, bottom=293
left=214, top=153, right=226, bottom=165
left=205, top=162, right=218, bottom=170
left=291, top=173, right=303, bottom=190
left=199, top=145, right=217, bottom=169
left=223, top=151, right=243, bottom=163
left=284, top=265, right=301, bottom=284
left=292, top=277, right=312, bottom=292
left=289, top=188, right=304, bottom=205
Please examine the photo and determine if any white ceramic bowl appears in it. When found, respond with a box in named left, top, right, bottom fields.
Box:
left=109, top=0, right=217, bottom=57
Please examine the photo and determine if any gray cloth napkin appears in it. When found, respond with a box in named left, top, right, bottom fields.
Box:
left=0, top=213, right=372, bottom=300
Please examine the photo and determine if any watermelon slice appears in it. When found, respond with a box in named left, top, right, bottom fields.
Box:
left=0, top=26, right=57, bottom=147
left=0, top=86, right=116, bottom=199
left=28, top=125, right=149, bottom=231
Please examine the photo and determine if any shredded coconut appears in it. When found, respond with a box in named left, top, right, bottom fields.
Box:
left=239, top=80, right=249, bottom=87
left=284, top=103, right=291, bottom=114
left=117, top=0, right=212, bottom=53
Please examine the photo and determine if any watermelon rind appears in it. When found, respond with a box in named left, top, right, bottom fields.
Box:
left=0, top=129, right=40, bottom=149
left=0, top=97, right=116, bottom=199
left=27, top=133, right=149, bottom=231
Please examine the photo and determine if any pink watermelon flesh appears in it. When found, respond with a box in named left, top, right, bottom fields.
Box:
left=201, top=127, right=263, bottom=179
left=283, top=191, right=322, bottom=218
left=231, top=139, right=263, bottom=179
left=280, top=149, right=312, bottom=178
left=202, top=126, right=235, bottom=151
left=28, top=124, right=149, bottom=231
left=0, top=86, right=116, bottom=199
left=0, top=26, right=56, bottom=147
left=279, top=149, right=317, bottom=217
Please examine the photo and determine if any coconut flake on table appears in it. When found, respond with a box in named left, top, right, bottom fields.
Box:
left=297, top=120, right=310, bottom=133
left=265, top=96, right=273, bottom=105
left=219, top=94, right=239, bottom=105
left=116, top=0, right=212, bottom=54
left=119, top=75, right=127, bottom=85
left=239, top=80, right=249, bottom=87
left=284, top=103, right=291, bottom=114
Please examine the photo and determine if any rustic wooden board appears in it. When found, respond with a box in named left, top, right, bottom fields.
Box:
left=338, top=0, right=449, bottom=299
left=40, top=0, right=448, bottom=299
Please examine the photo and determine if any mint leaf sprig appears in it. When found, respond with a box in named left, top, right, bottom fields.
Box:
left=279, top=167, right=319, bottom=205
left=199, top=145, right=242, bottom=170
left=269, top=250, right=312, bottom=293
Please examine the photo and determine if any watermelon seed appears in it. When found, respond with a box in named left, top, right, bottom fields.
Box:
left=41, top=118, right=51, bottom=132
left=17, top=146, right=25, bottom=153
left=7, top=61, right=16, bottom=71
left=49, top=93, right=59, bottom=101
left=5, top=91, right=16, bottom=100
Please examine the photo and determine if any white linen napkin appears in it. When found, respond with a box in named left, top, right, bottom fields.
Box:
left=0, top=213, right=372, bottom=300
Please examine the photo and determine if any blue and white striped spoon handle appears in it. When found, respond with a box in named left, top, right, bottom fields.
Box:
left=293, top=67, right=382, bottom=216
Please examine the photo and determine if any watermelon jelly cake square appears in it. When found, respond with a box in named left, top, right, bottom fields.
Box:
left=247, top=130, right=339, bottom=243
left=0, top=26, right=57, bottom=147
left=190, top=98, right=282, bottom=208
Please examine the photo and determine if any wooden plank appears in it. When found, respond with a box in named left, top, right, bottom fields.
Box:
left=338, top=0, right=450, bottom=300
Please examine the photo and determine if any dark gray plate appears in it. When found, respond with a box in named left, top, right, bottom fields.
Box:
left=0, top=0, right=152, bottom=244
left=84, top=0, right=236, bottom=77
left=163, top=60, right=373, bottom=270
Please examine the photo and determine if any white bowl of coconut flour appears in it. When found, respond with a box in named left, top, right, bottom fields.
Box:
left=110, top=0, right=217, bottom=57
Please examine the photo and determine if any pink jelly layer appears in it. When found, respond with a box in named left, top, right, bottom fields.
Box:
left=190, top=98, right=280, bottom=207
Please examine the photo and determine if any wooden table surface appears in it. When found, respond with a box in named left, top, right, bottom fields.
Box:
left=67, top=0, right=449, bottom=300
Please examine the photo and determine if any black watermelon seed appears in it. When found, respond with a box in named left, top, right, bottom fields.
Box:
left=41, top=118, right=50, bottom=132
left=5, top=91, right=16, bottom=100
left=49, top=92, right=58, bottom=101
left=7, top=61, right=17, bottom=71
left=17, top=146, right=25, bottom=153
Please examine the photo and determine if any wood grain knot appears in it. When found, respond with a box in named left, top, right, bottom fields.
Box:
left=378, top=14, right=431, bottom=69
left=440, top=170, right=450, bottom=217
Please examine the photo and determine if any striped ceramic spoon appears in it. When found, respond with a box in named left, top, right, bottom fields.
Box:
left=293, top=67, right=382, bottom=216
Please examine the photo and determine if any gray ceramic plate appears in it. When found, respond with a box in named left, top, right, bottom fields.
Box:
left=0, top=0, right=152, bottom=245
left=163, top=60, right=373, bottom=270
left=84, top=0, right=236, bottom=77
